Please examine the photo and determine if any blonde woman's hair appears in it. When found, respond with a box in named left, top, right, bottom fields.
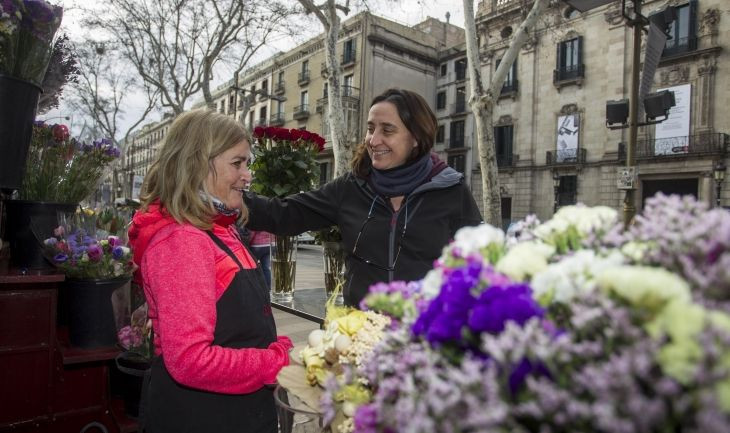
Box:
left=140, top=109, right=251, bottom=229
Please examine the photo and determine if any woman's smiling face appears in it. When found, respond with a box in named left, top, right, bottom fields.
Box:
left=206, top=139, right=252, bottom=209
left=365, top=101, right=417, bottom=170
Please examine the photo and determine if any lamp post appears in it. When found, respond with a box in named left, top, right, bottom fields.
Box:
left=553, top=171, right=561, bottom=213
left=714, top=161, right=726, bottom=208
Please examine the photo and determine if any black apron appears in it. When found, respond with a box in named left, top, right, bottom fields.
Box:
left=141, top=230, right=278, bottom=433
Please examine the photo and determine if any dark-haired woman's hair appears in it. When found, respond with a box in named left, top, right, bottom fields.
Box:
left=351, top=88, right=437, bottom=177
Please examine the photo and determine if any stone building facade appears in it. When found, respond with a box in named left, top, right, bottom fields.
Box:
left=470, top=0, right=728, bottom=223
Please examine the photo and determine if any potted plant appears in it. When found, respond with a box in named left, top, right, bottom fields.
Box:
left=250, top=126, right=324, bottom=302
left=4, top=122, right=120, bottom=269
left=43, top=208, right=134, bottom=348
left=0, top=0, right=64, bottom=192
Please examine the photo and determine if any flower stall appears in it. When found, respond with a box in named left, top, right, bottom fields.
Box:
left=278, top=194, right=730, bottom=433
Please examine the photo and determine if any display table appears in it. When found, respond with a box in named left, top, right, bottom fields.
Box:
left=270, top=287, right=327, bottom=325
left=0, top=269, right=137, bottom=433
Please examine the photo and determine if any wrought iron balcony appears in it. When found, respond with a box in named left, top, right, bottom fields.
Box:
left=297, top=71, right=310, bottom=86
left=500, top=79, right=519, bottom=95
left=274, top=82, right=285, bottom=95
left=546, top=147, right=586, bottom=165
left=255, top=118, right=267, bottom=127
left=293, top=104, right=310, bottom=120
left=553, top=64, right=585, bottom=84
left=497, top=153, right=517, bottom=167
left=618, top=133, right=729, bottom=161
left=662, top=36, right=698, bottom=58
left=269, top=113, right=285, bottom=126
left=446, top=137, right=470, bottom=150
left=451, top=101, right=467, bottom=116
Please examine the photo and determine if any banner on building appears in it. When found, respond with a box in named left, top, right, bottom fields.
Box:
left=556, top=114, right=579, bottom=162
left=654, top=83, right=691, bottom=155
left=132, top=175, right=144, bottom=200
left=638, top=21, right=668, bottom=120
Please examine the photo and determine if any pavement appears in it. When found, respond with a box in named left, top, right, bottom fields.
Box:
left=271, top=244, right=325, bottom=346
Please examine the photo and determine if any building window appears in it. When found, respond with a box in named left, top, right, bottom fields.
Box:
left=501, top=197, right=512, bottom=231
left=278, top=71, right=285, bottom=84
left=436, top=91, right=446, bottom=110
left=663, top=1, right=697, bottom=57
left=455, top=87, right=466, bottom=113
left=449, top=120, right=465, bottom=148
left=319, top=162, right=330, bottom=186
left=299, top=60, right=310, bottom=84
left=557, top=175, right=578, bottom=207
left=260, top=79, right=268, bottom=95
left=496, top=57, right=518, bottom=94
left=343, top=39, right=356, bottom=64
left=455, top=58, right=467, bottom=81
left=440, top=64, right=447, bottom=77
left=436, top=125, right=445, bottom=143
left=343, top=75, right=353, bottom=96
left=448, top=154, right=466, bottom=174
left=494, top=125, right=513, bottom=167
left=555, top=36, right=584, bottom=82
left=259, top=106, right=267, bottom=124
left=300, top=90, right=308, bottom=107
left=301, top=60, right=308, bottom=74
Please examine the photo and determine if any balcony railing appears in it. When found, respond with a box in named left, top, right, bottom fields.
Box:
left=500, top=79, right=519, bottom=95
left=451, top=101, right=467, bottom=116
left=546, top=147, right=587, bottom=165
left=446, top=137, right=470, bottom=150
left=342, top=48, right=356, bottom=66
left=269, top=112, right=285, bottom=126
left=258, top=90, right=269, bottom=101
left=553, top=64, right=585, bottom=83
left=255, top=118, right=268, bottom=127
left=293, top=104, right=310, bottom=120
left=497, top=153, right=516, bottom=167
left=298, top=70, right=310, bottom=86
left=662, top=35, right=698, bottom=58
left=618, top=133, right=729, bottom=160
left=274, top=82, right=285, bottom=95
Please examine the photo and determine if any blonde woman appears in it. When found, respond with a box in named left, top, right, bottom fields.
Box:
left=128, top=109, right=292, bottom=433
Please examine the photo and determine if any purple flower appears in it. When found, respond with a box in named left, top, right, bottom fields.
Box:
left=54, top=253, right=68, bottom=263
left=112, top=246, right=125, bottom=260
left=108, top=236, right=121, bottom=247
left=508, top=358, right=550, bottom=395
left=87, top=244, right=103, bottom=262
left=353, top=403, right=379, bottom=433
left=467, top=283, right=544, bottom=334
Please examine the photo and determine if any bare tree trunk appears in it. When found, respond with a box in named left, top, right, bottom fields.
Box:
left=298, top=0, right=352, bottom=177
left=463, top=0, right=549, bottom=226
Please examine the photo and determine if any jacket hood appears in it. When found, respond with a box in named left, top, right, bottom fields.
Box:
left=128, top=201, right=177, bottom=283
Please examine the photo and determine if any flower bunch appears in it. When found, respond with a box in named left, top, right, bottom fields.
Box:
left=0, top=0, right=63, bottom=86
left=43, top=208, right=134, bottom=279
left=249, top=126, right=325, bottom=198
left=317, top=195, right=730, bottom=432
left=117, top=303, right=153, bottom=361
left=20, top=121, right=120, bottom=203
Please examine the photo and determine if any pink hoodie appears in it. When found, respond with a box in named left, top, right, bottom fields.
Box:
left=128, top=202, right=292, bottom=394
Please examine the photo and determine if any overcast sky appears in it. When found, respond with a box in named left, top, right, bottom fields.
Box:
left=43, top=0, right=466, bottom=139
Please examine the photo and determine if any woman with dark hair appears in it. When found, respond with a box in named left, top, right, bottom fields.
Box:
left=245, top=88, right=482, bottom=306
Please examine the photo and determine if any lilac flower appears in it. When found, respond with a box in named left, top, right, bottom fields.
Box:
left=108, top=235, right=121, bottom=247
left=353, top=403, right=378, bottom=433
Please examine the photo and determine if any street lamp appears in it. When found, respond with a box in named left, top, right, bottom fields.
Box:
left=714, top=161, right=726, bottom=208
left=553, top=171, right=562, bottom=213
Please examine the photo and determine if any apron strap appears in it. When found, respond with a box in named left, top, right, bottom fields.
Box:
left=206, top=230, right=245, bottom=271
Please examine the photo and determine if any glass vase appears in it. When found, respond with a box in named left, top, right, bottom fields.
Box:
left=273, top=385, right=323, bottom=433
left=322, top=241, right=345, bottom=304
left=270, top=234, right=297, bottom=302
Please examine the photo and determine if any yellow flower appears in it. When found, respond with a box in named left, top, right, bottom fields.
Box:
left=335, top=311, right=367, bottom=336
left=596, top=266, right=690, bottom=316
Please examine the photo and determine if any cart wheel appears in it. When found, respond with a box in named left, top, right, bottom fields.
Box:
left=80, top=421, right=109, bottom=433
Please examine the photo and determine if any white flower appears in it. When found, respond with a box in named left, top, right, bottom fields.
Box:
left=495, top=241, right=555, bottom=281
left=452, top=223, right=505, bottom=256
left=596, top=265, right=691, bottom=313
left=420, top=268, right=444, bottom=299
left=531, top=250, right=625, bottom=304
